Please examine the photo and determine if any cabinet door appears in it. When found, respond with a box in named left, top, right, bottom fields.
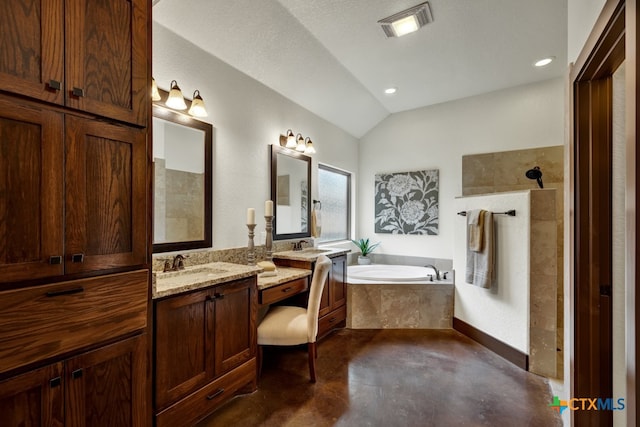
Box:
left=0, top=96, right=64, bottom=283
left=0, top=0, right=64, bottom=105
left=64, top=115, right=146, bottom=274
left=329, top=255, right=347, bottom=310
left=65, top=0, right=148, bottom=126
left=214, top=278, right=257, bottom=375
left=155, top=289, right=214, bottom=410
left=0, top=363, right=64, bottom=427
left=65, top=334, right=146, bottom=427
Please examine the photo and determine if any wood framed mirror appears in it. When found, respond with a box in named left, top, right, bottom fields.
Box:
left=152, top=103, right=212, bottom=253
left=270, top=144, right=311, bottom=240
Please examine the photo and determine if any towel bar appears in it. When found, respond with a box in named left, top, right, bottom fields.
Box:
left=457, top=209, right=516, bottom=217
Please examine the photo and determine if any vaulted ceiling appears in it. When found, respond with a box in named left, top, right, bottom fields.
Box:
left=153, top=0, right=567, bottom=138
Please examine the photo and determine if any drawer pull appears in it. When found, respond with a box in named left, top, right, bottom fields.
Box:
left=72, top=87, right=84, bottom=97
left=71, top=253, right=84, bottom=263
left=282, top=287, right=293, bottom=293
left=329, top=317, right=337, bottom=323
left=71, top=369, right=83, bottom=379
left=214, top=293, right=224, bottom=300
left=206, top=388, right=225, bottom=400
left=46, top=287, right=84, bottom=298
left=49, top=377, right=61, bottom=388
left=47, top=80, right=61, bottom=91
left=49, top=255, right=62, bottom=265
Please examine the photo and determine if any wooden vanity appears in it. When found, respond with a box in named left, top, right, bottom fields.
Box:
left=152, top=263, right=261, bottom=427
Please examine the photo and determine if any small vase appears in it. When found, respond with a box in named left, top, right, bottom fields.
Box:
left=357, top=255, right=371, bottom=265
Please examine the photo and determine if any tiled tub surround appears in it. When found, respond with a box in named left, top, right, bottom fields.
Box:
left=347, top=259, right=454, bottom=329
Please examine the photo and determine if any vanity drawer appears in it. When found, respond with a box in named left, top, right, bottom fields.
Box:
left=156, top=358, right=256, bottom=427
left=0, top=270, right=148, bottom=374
left=318, top=304, right=347, bottom=337
left=260, top=277, right=308, bottom=305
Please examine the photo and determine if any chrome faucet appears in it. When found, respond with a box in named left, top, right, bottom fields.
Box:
left=424, top=264, right=440, bottom=280
left=292, top=240, right=309, bottom=251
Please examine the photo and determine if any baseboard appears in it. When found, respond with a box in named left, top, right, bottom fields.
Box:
left=453, top=317, right=529, bottom=371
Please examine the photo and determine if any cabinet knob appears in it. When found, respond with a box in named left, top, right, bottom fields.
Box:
left=72, top=87, right=85, bottom=97
left=47, top=80, right=61, bottom=91
left=49, top=255, right=62, bottom=265
left=71, top=253, right=84, bottom=263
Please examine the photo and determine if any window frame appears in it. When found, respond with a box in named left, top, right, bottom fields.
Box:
left=317, top=163, right=352, bottom=243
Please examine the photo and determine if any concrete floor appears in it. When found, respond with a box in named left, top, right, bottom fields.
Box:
left=198, top=329, right=562, bottom=427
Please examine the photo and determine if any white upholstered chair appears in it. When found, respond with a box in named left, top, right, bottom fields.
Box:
left=257, top=255, right=332, bottom=382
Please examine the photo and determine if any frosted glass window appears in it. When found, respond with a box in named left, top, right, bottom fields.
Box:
left=317, top=165, right=351, bottom=243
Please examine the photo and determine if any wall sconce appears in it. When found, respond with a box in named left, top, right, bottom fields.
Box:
left=151, top=78, right=161, bottom=101
left=279, top=130, right=317, bottom=154
left=304, top=137, right=316, bottom=154
left=165, top=80, right=187, bottom=110
left=188, top=90, right=208, bottom=117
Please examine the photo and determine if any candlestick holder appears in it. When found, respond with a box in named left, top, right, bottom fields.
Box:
left=247, top=224, right=256, bottom=265
left=264, top=215, right=273, bottom=261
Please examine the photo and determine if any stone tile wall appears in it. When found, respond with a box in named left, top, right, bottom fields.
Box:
left=462, top=145, right=563, bottom=378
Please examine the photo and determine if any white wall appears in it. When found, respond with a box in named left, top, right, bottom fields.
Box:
left=153, top=23, right=359, bottom=250
left=568, top=0, right=607, bottom=63
left=453, top=192, right=531, bottom=353
left=357, top=78, right=564, bottom=260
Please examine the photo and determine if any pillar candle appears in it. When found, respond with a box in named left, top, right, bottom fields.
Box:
left=265, top=200, right=273, bottom=216
left=247, top=208, right=255, bottom=225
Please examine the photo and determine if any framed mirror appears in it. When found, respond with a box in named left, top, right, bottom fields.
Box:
left=270, top=145, right=311, bottom=240
left=152, top=104, right=212, bottom=253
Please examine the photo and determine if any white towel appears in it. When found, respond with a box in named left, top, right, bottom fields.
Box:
left=465, top=211, right=495, bottom=288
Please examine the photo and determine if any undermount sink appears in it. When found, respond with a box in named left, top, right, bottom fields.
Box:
left=300, top=248, right=331, bottom=254
left=156, top=265, right=228, bottom=279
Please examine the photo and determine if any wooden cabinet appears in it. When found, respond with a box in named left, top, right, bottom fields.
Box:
left=155, top=277, right=258, bottom=425
left=0, top=96, right=147, bottom=283
left=0, top=334, right=146, bottom=427
left=0, top=0, right=147, bottom=126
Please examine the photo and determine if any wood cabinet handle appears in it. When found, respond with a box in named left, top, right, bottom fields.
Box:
left=206, top=388, right=225, bottom=400
left=49, top=377, right=61, bottom=388
left=46, top=287, right=84, bottom=298
left=72, top=87, right=84, bottom=97
left=47, top=80, right=61, bottom=91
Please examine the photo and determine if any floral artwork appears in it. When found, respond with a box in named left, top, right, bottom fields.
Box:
left=374, top=169, right=439, bottom=235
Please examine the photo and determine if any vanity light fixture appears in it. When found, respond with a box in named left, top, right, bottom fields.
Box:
left=295, top=133, right=306, bottom=152
left=151, top=78, right=161, bottom=101
left=378, top=2, right=433, bottom=38
left=304, top=137, right=316, bottom=154
left=285, top=129, right=296, bottom=148
left=188, top=90, right=208, bottom=117
left=165, top=80, right=187, bottom=110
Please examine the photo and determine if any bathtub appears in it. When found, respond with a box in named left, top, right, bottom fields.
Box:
left=347, top=264, right=453, bottom=284
left=346, top=264, right=454, bottom=329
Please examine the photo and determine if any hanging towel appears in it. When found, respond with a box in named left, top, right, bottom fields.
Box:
left=465, top=211, right=495, bottom=289
left=311, top=206, right=321, bottom=238
left=467, top=209, right=485, bottom=252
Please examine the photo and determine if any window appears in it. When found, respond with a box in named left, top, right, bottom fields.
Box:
left=317, top=164, right=351, bottom=243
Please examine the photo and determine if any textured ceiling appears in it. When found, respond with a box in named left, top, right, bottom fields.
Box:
left=153, top=0, right=567, bottom=138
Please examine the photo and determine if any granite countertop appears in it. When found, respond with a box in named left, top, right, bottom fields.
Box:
left=257, top=267, right=311, bottom=291
left=152, top=262, right=262, bottom=299
left=272, top=247, right=350, bottom=262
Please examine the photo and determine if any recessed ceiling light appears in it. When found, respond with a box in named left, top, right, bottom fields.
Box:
left=378, top=2, right=433, bottom=38
left=385, top=87, right=397, bottom=95
left=534, top=57, right=555, bottom=67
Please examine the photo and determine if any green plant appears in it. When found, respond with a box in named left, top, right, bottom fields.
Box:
left=351, top=238, right=380, bottom=257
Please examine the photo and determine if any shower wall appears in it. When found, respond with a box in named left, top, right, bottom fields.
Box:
left=462, top=145, right=563, bottom=378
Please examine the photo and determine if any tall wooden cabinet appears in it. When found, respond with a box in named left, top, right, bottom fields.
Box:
left=0, top=0, right=150, bottom=425
left=154, top=277, right=258, bottom=427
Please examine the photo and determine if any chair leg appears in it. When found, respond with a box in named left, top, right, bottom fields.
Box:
left=257, top=345, right=263, bottom=379
left=308, top=342, right=317, bottom=383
